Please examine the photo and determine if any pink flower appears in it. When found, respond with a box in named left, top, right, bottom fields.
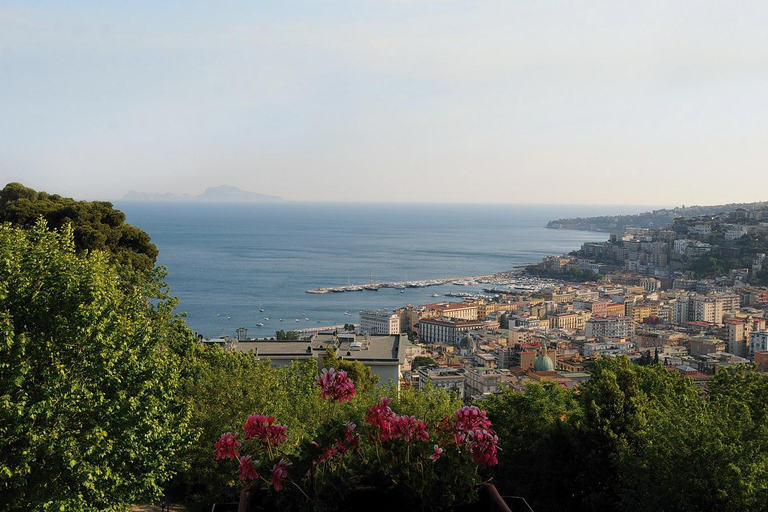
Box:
left=366, top=397, right=397, bottom=441
left=238, top=455, right=260, bottom=481
left=214, top=432, right=241, bottom=460
left=316, top=368, right=357, bottom=403
left=243, top=414, right=288, bottom=446
left=271, top=459, right=291, bottom=491
left=469, top=429, right=499, bottom=468
left=430, top=444, right=445, bottom=462
left=343, top=422, right=360, bottom=447
left=392, top=415, right=429, bottom=443
left=454, top=406, right=492, bottom=434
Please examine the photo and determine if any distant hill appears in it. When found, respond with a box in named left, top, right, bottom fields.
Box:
left=122, top=185, right=282, bottom=203
left=547, top=201, right=768, bottom=232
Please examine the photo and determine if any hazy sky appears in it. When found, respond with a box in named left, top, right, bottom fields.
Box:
left=2, top=1, right=768, bottom=204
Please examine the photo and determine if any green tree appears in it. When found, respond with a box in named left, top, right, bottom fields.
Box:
left=275, top=329, right=300, bottom=340
left=0, top=182, right=158, bottom=271
left=0, top=222, right=193, bottom=511
left=484, top=382, right=583, bottom=512
left=410, top=356, right=436, bottom=370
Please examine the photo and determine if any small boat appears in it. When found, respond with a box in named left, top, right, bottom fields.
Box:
left=259, top=308, right=265, bottom=312
left=264, top=317, right=269, bottom=321
left=432, top=293, right=440, bottom=297
left=256, top=322, right=264, bottom=327
left=344, top=311, right=351, bottom=316
left=295, top=319, right=300, bottom=322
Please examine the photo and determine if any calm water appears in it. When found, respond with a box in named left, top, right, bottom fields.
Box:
left=115, top=202, right=645, bottom=337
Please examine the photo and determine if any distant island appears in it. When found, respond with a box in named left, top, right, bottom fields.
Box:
left=122, top=185, right=282, bottom=203
left=547, top=200, right=768, bottom=233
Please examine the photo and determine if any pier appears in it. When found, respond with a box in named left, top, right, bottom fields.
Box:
left=305, top=270, right=523, bottom=294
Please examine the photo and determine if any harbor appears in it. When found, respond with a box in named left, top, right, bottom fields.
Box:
left=305, top=269, right=526, bottom=294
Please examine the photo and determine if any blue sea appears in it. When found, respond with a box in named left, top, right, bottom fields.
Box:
left=115, top=202, right=648, bottom=338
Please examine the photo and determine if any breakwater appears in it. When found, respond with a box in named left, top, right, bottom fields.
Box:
left=305, top=270, right=522, bottom=294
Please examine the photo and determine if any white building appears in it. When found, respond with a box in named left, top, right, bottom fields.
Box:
left=749, top=331, right=768, bottom=359
left=582, top=341, right=634, bottom=357
left=359, top=310, right=401, bottom=335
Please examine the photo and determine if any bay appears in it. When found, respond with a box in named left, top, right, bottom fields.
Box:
left=115, top=202, right=649, bottom=338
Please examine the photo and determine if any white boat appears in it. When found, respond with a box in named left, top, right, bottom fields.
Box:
left=256, top=322, right=264, bottom=327
left=264, top=317, right=269, bottom=321
left=432, top=293, right=440, bottom=297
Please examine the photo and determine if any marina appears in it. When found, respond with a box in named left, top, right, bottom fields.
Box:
left=305, top=270, right=524, bottom=295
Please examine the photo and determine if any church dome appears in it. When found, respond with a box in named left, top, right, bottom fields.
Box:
left=534, top=353, right=554, bottom=372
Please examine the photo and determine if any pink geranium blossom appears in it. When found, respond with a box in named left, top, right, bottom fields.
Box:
left=243, top=414, right=288, bottom=446
left=468, top=429, right=499, bottom=468
left=430, top=444, right=445, bottom=462
left=271, top=459, right=291, bottom=491
left=238, top=455, right=260, bottom=481
left=366, top=397, right=397, bottom=441
left=392, top=415, right=429, bottom=443
left=315, top=368, right=357, bottom=403
left=214, top=432, right=241, bottom=460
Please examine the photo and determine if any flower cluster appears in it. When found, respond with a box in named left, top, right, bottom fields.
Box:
left=365, top=398, right=430, bottom=444
left=468, top=428, right=499, bottom=468
left=243, top=414, right=288, bottom=446
left=238, top=455, right=260, bottom=481
left=451, top=406, right=499, bottom=468
left=215, top=368, right=500, bottom=508
left=214, top=432, right=241, bottom=460
left=392, top=415, right=429, bottom=443
left=315, top=368, right=357, bottom=403
left=365, top=397, right=397, bottom=441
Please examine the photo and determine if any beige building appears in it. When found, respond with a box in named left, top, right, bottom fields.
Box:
left=424, top=302, right=478, bottom=321
left=548, top=311, right=589, bottom=330
left=689, top=336, right=726, bottom=357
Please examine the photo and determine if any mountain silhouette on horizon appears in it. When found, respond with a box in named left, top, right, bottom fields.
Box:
left=122, top=185, right=282, bottom=203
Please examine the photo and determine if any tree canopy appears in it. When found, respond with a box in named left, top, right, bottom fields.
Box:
left=0, top=222, right=194, bottom=511
left=0, top=182, right=157, bottom=271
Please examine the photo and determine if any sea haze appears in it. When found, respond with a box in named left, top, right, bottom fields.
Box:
left=115, top=202, right=650, bottom=337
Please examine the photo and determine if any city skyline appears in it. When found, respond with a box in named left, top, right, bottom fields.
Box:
left=3, top=1, right=768, bottom=204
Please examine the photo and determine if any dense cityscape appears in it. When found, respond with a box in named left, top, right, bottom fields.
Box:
left=215, top=203, right=768, bottom=398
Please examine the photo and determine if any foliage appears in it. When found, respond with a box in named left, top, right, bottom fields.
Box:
left=166, top=352, right=325, bottom=509
left=215, top=371, right=493, bottom=511
left=410, top=356, right=436, bottom=370
left=276, top=329, right=301, bottom=340
left=484, top=357, right=768, bottom=512
left=483, top=381, right=583, bottom=512
left=0, top=182, right=158, bottom=271
left=0, top=222, right=193, bottom=511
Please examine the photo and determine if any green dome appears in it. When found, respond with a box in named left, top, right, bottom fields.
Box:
left=534, top=353, right=554, bottom=372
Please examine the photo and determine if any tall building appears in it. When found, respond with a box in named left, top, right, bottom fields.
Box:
left=585, top=316, right=636, bottom=339
left=359, top=310, right=401, bottom=335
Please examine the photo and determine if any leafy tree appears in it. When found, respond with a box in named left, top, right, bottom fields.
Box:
left=0, top=222, right=193, bottom=511
left=410, top=356, right=436, bottom=370
left=484, top=382, right=583, bottom=512
left=275, top=329, right=301, bottom=340
left=0, top=182, right=157, bottom=271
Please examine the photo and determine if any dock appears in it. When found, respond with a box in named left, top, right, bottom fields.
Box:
left=305, top=270, right=522, bottom=294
